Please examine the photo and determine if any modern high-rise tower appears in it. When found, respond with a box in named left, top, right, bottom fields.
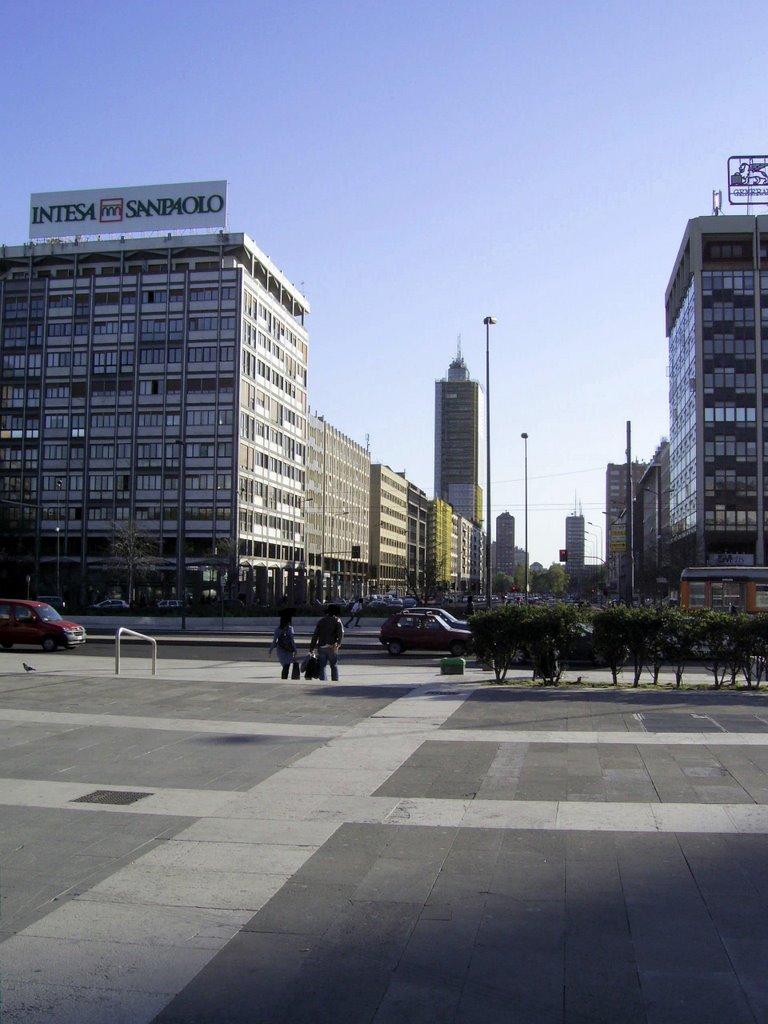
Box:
left=434, top=347, right=484, bottom=524
left=665, top=214, right=768, bottom=568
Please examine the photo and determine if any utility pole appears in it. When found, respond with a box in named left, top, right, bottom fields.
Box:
left=625, top=420, right=634, bottom=605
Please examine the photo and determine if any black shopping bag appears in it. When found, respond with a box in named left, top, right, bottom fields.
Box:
left=302, top=653, right=320, bottom=680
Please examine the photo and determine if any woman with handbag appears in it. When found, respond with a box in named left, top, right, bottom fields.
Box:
left=310, top=603, right=344, bottom=681
left=269, top=608, right=299, bottom=679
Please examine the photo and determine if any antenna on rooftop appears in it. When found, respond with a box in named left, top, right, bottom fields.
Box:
left=456, top=334, right=462, bottom=361
left=712, top=189, right=723, bottom=216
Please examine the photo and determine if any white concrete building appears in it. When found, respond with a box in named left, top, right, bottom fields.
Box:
left=0, top=230, right=310, bottom=606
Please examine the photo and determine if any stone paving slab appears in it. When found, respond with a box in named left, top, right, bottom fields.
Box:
left=4, top=659, right=768, bottom=1021
left=151, top=823, right=768, bottom=1024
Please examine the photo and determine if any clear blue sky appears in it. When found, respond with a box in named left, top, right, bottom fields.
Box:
left=1, top=0, right=765, bottom=565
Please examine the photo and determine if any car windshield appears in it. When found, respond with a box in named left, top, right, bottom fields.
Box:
left=37, top=604, right=63, bottom=622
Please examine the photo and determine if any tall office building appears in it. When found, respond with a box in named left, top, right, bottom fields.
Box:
left=0, top=223, right=309, bottom=605
left=495, top=511, right=516, bottom=576
left=665, top=215, right=768, bottom=568
left=634, top=440, right=670, bottom=600
left=434, top=347, right=484, bottom=524
left=565, top=512, right=590, bottom=598
left=605, top=460, right=648, bottom=596
left=565, top=514, right=585, bottom=570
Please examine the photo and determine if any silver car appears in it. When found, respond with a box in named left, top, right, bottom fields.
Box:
left=406, top=607, right=469, bottom=629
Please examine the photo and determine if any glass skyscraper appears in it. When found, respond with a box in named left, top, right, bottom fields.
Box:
left=665, top=215, right=768, bottom=567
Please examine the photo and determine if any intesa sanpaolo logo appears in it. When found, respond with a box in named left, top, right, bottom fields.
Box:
left=100, top=198, right=124, bottom=224
left=29, top=181, right=227, bottom=239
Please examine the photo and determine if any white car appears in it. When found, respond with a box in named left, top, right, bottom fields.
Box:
left=157, top=599, right=184, bottom=609
left=90, top=599, right=130, bottom=610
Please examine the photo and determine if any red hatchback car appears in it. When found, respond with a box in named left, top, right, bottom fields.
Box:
left=379, top=610, right=472, bottom=657
left=0, top=599, right=87, bottom=652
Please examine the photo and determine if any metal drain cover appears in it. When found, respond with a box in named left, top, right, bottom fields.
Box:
left=71, top=789, right=153, bottom=805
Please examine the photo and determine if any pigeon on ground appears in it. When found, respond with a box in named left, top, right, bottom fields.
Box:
left=22, top=663, right=36, bottom=672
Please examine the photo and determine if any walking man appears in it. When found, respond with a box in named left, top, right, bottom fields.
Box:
left=345, top=596, right=363, bottom=628
left=310, top=604, right=344, bottom=681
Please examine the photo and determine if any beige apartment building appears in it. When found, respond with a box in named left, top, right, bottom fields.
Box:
left=305, top=412, right=370, bottom=602
left=370, top=464, right=409, bottom=594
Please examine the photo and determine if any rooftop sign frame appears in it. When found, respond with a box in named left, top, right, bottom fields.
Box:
left=727, top=157, right=768, bottom=206
left=29, top=180, right=227, bottom=239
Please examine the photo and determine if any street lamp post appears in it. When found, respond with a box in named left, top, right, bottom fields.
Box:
left=55, top=478, right=63, bottom=598
left=484, top=316, right=497, bottom=610
left=587, top=520, right=603, bottom=563
left=521, top=433, right=529, bottom=602
left=586, top=522, right=606, bottom=603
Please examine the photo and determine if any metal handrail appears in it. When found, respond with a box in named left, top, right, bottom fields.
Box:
left=115, top=626, right=157, bottom=676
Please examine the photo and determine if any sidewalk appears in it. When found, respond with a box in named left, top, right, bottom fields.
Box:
left=2, top=655, right=768, bottom=1022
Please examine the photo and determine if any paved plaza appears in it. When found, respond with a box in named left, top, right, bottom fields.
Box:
left=2, top=647, right=768, bottom=1022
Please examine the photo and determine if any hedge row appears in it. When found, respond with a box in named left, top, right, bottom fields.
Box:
left=468, top=604, right=768, bottom=688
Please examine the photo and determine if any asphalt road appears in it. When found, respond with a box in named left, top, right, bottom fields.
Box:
left=2, top=634, right=460, bottom=669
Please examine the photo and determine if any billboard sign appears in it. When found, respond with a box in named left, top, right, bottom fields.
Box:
left=29, top=180, right=227, bottom=239
left=609, top=523, right=626, bottom=553
left=727, top=157, right=768, bottom=205
left=707, top=552, right=754, bottom=567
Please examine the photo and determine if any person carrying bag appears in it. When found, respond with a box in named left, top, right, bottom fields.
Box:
left=309, top=603, right=344, bottom=681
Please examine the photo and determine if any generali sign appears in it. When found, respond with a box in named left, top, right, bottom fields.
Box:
left=727, top=157, right=768, bottom=205
left=29, top=180, right=227, bottom=239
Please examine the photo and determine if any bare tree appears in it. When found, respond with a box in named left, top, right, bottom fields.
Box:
left=107, top=521, right=163, bottom=603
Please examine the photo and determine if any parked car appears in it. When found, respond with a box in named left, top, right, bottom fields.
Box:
left=367, top=595, right=405, bottom=610
left=566, top=624, right=604, bottom=664
left=35, top=595, right=66, bottom=613
left=510, top=624, right=603, bottom=666
left=89, top=598, right=130, bottom=611
left=0, top=599, right=87, bottom=652
left=379, top=610, right=472, bottom=657
left=156, top=599, right=184, bottom=610
left=407, top=607, right=469, bottom=629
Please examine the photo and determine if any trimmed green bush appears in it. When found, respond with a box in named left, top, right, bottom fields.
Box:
left=469, top=606, right=530, bottom=683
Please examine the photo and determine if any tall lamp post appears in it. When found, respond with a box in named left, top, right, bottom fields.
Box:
left=483, top=316, right=497, bottom=610
left=55, top=478, right=63, bottom=598
left=587, top=520, right=603, bottom=564
left=521, top=433, right=529, bottom=602
left=586, top=521, right=606, bottom=604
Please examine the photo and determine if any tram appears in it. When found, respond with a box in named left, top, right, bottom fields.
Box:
left=679, top=566, right=768, bottom=614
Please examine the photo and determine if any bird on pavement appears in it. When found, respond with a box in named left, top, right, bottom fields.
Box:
left=22, top=663, right=36, bottom=672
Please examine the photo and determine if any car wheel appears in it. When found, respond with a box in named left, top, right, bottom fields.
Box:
left=449, top=641, right=466, bottom=657
left=386, top=639, right=404, bottom=656
left=41, top=637, right=58, bottom=653
left=1, top=641, right=12, bottom=649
